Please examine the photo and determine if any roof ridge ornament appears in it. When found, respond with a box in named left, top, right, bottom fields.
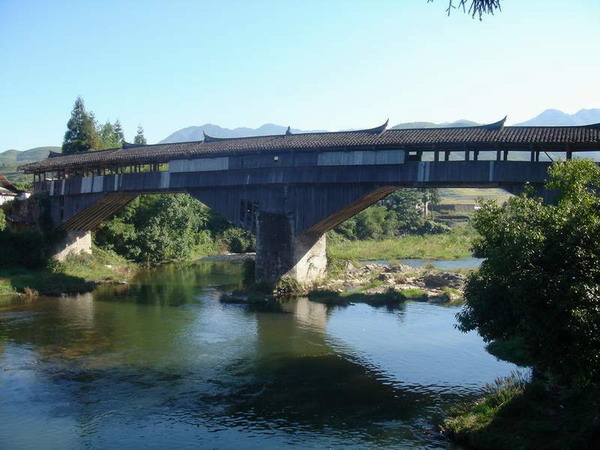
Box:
left=285, top=126, right=292, bottom=136
left=361, top=119, right=388, bottom=134
left=203, top=131, right=221, bottom=143
left=479, top=116, right=507, bottom=131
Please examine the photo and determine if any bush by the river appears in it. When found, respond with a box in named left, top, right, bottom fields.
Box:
left=459, top=159, right=600, bottom=385
left=447, top=159, right=600, bottom=449
left=219, top=227, right=255, bottom=253
left=95, top=193, right=254, bottom=263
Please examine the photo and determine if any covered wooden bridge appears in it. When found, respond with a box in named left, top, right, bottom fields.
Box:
left=20, top=118, right=600, bottom=282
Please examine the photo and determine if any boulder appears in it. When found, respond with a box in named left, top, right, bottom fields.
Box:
left=423, top=273, right=465, bottom=289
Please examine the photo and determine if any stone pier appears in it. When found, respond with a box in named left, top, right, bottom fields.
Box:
left=52, top=230, right=92, bottom=261
left=255, top=211, right=327, bottom=284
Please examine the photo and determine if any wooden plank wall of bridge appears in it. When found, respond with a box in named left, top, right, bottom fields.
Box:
left=42, top=160, right=552, bottom=233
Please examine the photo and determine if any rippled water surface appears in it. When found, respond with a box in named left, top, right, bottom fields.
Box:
left=0, top=261, right=518, bottom=449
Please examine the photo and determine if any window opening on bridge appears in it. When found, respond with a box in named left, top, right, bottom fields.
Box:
left=406, top=151, right=423, bottom=162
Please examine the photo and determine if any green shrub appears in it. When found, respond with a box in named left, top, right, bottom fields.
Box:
left=274, top=276, right=304, bottom=296
left=418, top=220, right=451, bottom=235
left=220, top=227, right=255, bottom=253
left=459, top=159, right=600, bottom=385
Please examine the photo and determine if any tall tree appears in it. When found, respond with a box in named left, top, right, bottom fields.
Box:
left=62, top=96, right=98, bottom=154
left=134, top=125, right=147, bottom=145
left=98, top=121, right=118, bottom=150
left=114, top=120, right=125, bottom=147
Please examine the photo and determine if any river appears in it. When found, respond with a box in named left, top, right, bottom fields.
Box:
left=0, top=260, right=520, bottom=449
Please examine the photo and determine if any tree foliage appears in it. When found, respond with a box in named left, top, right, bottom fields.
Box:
left=95, top=194, right=254, bottom=263
left=429, top=0, right=501, bottom=19
left=335, top=188, right=445, bottom=240
left=113, top=120, right=125, bottom=147
left=95, top=194, right=210, bottom=264
left=0, top=208, right=6, bottom=232
left=458, top=159, right=600, bottom=385
left=134, top=125, right=147, bottom=145
left=63, top=97, right=132, bottom=152
left=62, top=96, right=98, bottom=154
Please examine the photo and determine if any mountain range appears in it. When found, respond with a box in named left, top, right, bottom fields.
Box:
left=159, top=109, right=600, bottom=144
left=160, top=123, right=327, bottom=144
left=513, top=108, right=600, bottom=127
left=2, top=109, right=599, bottom=172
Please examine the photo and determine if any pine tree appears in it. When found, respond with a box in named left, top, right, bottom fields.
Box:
left=114, top=120, right=125, bottom=147
left=99, top=121, right=118, bottom=149
left=134, top=125, right=147, bottom=145
left=62, top=96, right=98, bottom=154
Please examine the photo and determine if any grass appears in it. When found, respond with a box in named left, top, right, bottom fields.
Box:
left=439, top=188, right=512, bottom=205
left=0, top=247, right=135, bottom=297
left=327, top=226, right=476, bottom=261
left=444, top=375, right=600, bottom=450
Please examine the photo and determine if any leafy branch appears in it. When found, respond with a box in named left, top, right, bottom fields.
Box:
left=428, top=0, right=502, bottom=20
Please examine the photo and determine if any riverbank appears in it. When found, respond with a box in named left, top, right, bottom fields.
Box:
left=443, top=376, right=600, bottom=449
left=221, top=259, right=469, bottom=306
left=327, top=226, right=476, bottom=261
left=308, top=261, right=466, bottom=306
left=0, top=247, right=135, bottom=297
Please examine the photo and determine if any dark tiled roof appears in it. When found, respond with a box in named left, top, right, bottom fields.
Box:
left=20, top=121, right=600, bottom=173
left=0, top=174, right=20, bottom=193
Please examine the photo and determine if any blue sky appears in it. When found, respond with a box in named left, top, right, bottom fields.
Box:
left=1, top=0, right=599, bottom=149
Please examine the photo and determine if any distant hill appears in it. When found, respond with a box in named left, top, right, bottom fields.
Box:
left=160, top=123, right=327, bottom=144
left=515, top=108, right=600, bottom=126
left=0, top=146, right=61, bottom=166
left=391, top=120, right=479, bottom=129
left=0, top=146, right=61, bottom=183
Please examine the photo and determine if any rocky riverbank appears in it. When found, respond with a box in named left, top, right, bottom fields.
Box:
left=307, top=262, right=466, bottom=306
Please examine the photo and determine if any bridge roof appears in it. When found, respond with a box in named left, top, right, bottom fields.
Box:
left=20, top=121, right=600, bottom=173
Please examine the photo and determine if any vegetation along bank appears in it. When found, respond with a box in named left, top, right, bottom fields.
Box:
left=442, top=159, right=600, bottom=449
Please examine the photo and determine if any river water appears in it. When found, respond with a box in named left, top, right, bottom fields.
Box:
left=0, top=260, right=519, bottom=449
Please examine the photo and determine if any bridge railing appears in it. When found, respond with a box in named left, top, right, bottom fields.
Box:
left=29, top=146, right=600, bottom=192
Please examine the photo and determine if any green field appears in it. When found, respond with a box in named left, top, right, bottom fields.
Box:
left=439, top=188, right=512, bottom=205
left=327, top=226, right=476, bottom=261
